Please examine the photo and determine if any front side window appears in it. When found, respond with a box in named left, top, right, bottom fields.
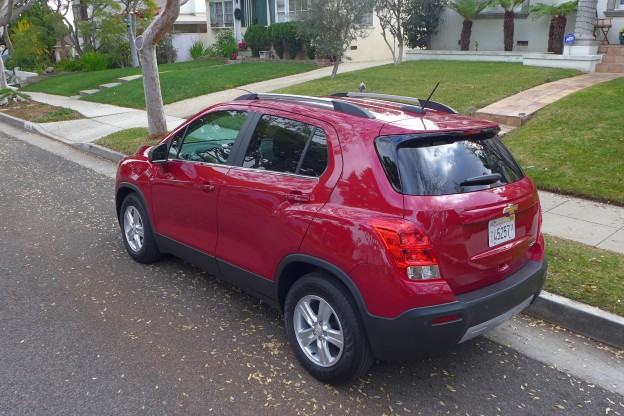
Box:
left=242, top=115, right=328, bottom=177
left=172, top=111, right=247, bottom=165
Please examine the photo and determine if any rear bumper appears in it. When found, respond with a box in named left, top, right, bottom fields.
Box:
left=363, top=259, right=547, bottom=361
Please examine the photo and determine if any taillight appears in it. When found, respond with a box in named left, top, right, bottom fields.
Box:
left=526, top=232, right=545, bottom=262
left=526, top=201, right=545, bottom=262
left=371, top=218, right=442, bottom=280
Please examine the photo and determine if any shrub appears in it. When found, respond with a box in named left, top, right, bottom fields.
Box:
left=189, top=40, right=206, bottom=60
left=100, top=41, right=132, bottom=68
left=244, top=24, right=270, bottom=57
left=81, top=52, right=111, bottom=72
left=202, top=45, right=220, bottom=57
left=216, top=30, right=238, bottom=58
left=282, top=22, right=301, bottom=59
left=0, top=88, right=30, bottom=105
left=4, top=55, right=40, bottom=71
left=305, top=42, right=316, bottom=60
left=157, top=34, right=177, bottom=64
left=267, top=24, right=285, bottom=59
left=54, top=57, right=85, bottom=72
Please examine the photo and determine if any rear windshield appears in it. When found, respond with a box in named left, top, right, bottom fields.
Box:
left=375, top=133, right=525, bottom=196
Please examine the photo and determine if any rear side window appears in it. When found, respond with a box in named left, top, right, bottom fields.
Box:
left=375, top=134, right=524, bottom=196
left=242, top=115, right=328, bottom=178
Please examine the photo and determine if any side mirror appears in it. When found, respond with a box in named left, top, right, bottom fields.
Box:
left=149, top=143, right=168, bottom=164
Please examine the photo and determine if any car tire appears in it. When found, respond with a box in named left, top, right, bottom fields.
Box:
left=120, top=193, right=161, bottom=264
left=284, top=273, right=374, bottom=385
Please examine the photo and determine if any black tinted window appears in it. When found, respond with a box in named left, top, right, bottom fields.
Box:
left=243, top=115, right=328, bottom=177
left=376, top=134, right=524, bottom=196
left=175, top=111, right=247, bottom=164
left=299, top=129, right=328, bottom=177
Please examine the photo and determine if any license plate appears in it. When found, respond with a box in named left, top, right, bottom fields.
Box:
left=488, top=216, right=515, bottom=247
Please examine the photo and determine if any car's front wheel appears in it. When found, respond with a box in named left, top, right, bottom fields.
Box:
left=120, top=193, right=161, bottom=264
left=284, top=273, right=374, bottom=385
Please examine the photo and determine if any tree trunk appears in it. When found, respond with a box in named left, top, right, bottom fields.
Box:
left=137, top=0, right=181, bottom=136
left=0, top=55, right=8, bottom=89
left=127, top=11, right=139, bottom=67
left=460, top=20, right=472, bottom=51
left=63, top=16, right=84, bottom=56
left=3, top=26, right=14, bottom=53
left=396, top=42, right=403, bottom=64
left=139, top=45, right=167, bottom=134
left=547, top=19, right=555, bottom=53
left=330, top=60, right=339, bottom=79
left=503, top=10, right=514, bottom=52
left=552, top=16, right=567, bottom=54
left=574, top=0, right=598, bottom=38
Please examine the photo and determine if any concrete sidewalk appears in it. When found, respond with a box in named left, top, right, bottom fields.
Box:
left=2, top=62, right=623, bottom=349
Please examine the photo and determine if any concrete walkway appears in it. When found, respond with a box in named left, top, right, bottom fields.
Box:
left=477, top=72, right=623, bottom=128
left=2, top=62, right=623, bottom=349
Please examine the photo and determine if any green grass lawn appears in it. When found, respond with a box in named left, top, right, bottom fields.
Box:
left=81, top=62, right=315, bottom=108
left=545, top=235, right=623, bottom=316
left=504, top=77, right=624, bottom=205
left=95, top=127, right=153, bottom=155
left=21, top=59, right=224, bottom=97
left=275, top=61, right=579, bottom=114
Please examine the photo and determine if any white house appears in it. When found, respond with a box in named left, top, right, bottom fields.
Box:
left=431, top=0, right=623, bottom=52
left=162, top=0, right=391, bottom=62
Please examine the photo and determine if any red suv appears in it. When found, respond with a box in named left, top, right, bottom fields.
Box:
left=115, top=92, right=547, bottom=385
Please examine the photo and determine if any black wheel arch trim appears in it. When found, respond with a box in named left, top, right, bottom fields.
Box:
left=116, top=182, right=148, bottom=221
left=274, top=254, right=369, bottom=317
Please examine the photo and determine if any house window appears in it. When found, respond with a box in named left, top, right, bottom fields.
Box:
left=276, top=0, right=309, bottom=22
left=357, top=11, right=374, bottom=27
left=276, top=1, right=373, bottom=26
left=210, top=0, right=234, bottom=27
left=619, top=0, right=624, bottom=9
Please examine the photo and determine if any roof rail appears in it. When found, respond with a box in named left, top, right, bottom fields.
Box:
left=234, top=93, right=375, bottom=119
left=331, top=92, right=458, bottom=114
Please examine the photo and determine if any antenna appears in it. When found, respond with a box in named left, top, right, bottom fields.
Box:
left=421, top=82, right=440, bottom=111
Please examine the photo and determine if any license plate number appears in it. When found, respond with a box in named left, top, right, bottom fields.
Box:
left=488, top=216, right=515, bottom=247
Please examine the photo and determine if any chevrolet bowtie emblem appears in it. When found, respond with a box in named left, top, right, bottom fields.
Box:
left=503, top=204, right=519, bottom=216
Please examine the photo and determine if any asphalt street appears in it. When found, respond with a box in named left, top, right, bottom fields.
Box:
left=1, top=127, right=623, bottom=415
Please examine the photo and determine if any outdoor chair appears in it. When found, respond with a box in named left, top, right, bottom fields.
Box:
left=594, top=17, right=612, bottom=45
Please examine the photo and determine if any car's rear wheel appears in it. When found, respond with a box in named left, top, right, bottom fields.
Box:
left=284, top=273, right=374, bottom=385
left=120, top=193, right=161, bottom=264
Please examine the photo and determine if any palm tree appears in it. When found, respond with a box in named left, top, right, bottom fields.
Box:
left=497, top=0, right=526, bottom=51
left=448, top=0, right=493, bottom=51
left=529, top=1, right=578, bottom=54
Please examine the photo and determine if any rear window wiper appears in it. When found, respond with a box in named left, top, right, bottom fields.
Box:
left=460, top=173, right=503, bottom=187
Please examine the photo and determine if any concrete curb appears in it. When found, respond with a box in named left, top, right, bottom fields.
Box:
left=525, top=291, right=624, bottom=349
left=2, top=110, right=623, bottom=351
left=0, top=112, right=124, bottom=163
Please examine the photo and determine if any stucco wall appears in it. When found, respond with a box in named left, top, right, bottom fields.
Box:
left=431, top=8, right=577, bottom=52
left=173, top=33, right=210, bottom=62
left=344, top=17, right=395, bottom=62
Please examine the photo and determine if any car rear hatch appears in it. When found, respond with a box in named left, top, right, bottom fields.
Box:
left=375, top=129, right=541, bottom=295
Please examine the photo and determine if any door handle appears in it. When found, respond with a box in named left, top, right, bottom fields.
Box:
left=286, top=191, right=311, bottom=203
left=199, top=182, right=216, bottom=192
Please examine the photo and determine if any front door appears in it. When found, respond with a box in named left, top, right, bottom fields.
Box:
left=150, top=109, right=250, bottom=257
left=215, top=111, right=341, bottom=280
